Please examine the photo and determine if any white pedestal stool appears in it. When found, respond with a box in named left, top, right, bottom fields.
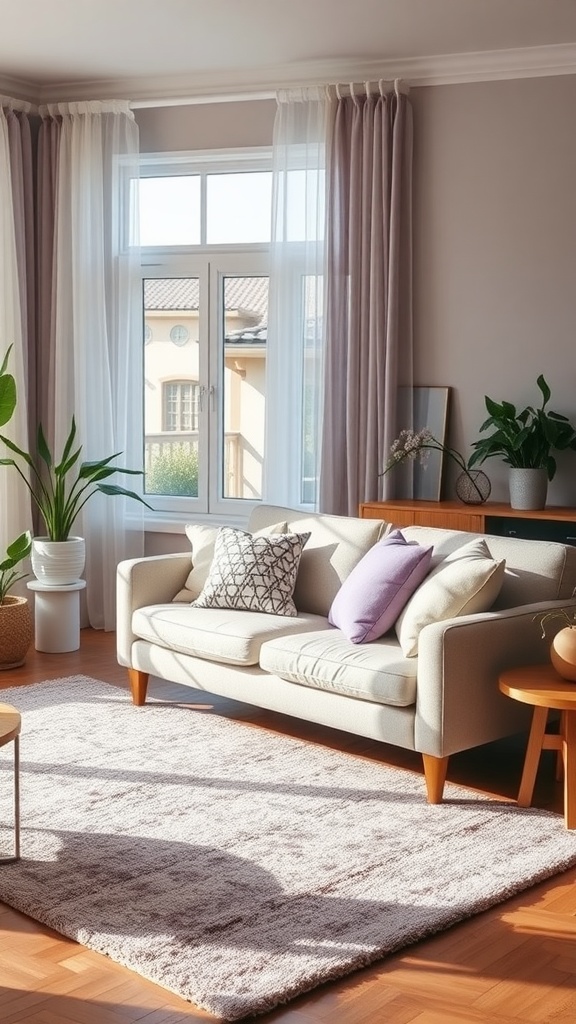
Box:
left=27, top=580, right=87, bottom=653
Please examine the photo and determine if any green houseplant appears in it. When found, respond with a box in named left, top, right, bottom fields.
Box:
left=0, top=529, right=32, bottom=603
left=468, top=375, right=576, bottom=510
left=468, top=375, right=576, bottom=478
left=0, top=414, right=152, bottom=584
left=0, top=346, right=34, bottom=666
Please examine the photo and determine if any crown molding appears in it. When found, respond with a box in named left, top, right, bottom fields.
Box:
left=0, top=73, right=40, bottom=107
left=5, top=42, right=576, bottom=108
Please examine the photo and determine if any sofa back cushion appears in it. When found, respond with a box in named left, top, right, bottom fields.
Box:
left=400, top=526, right=576, bottom=607
left=248, top=504, right=387, bottom=616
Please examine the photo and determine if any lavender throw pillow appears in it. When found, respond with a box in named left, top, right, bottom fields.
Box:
left=328, top=530, right=433, bottom=644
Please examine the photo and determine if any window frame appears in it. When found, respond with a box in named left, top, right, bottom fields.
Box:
left=137, top=147, right=318, bottom=528
left=141, top=251, right=270, bottom=522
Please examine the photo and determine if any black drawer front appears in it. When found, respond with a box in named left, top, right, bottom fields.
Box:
left=485, top=516, right=576, bottom=546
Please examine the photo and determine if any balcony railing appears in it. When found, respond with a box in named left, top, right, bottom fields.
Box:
left=144, top=432, right=242, bottom=496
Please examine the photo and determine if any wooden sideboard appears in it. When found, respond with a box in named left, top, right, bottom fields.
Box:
left=359, top=500, right=576, bottom=546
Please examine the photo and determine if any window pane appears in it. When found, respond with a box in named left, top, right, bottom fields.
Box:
left=273, top=168, right=325, bottom=243
left=222, top=276, right=268, bottom=498
left=140, top=177, right=201, bottom=246
left=143, top=278, right=200, bottom=497
left=207, top=173, right=272, bottom=244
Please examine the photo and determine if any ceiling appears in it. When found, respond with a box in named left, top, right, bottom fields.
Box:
left=3, top=0, right=576, bottom=105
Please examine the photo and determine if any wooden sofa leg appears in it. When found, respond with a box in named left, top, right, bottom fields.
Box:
left=422, top=754, right=449, bottom=803
left=129, top=669, right=149, bottom=706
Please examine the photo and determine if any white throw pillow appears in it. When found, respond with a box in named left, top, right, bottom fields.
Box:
left=394, top=538, right=506, bottom=657
left=172, top=521, right=287, bottom=603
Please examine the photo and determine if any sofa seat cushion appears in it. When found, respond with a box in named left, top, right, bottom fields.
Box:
left=132, top=605, right=330, bottom=667
left=259, top=630, right=417, bottom=707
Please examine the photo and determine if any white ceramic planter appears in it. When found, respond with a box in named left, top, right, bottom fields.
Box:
left=31, top=536, right=86, bottom=586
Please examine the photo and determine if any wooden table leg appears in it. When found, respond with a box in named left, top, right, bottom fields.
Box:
left=518, top=705, right=549, bottom=807
left=562, top=711, right=576, bottom=829
left=556, top=711, right=566, bottom=781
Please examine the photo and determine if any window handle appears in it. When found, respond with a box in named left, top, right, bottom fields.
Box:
left=198, top=384, right=215, bottom=411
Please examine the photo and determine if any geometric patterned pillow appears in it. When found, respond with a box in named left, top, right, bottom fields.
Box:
left=191, top=527, right=311, bottom=617
left=172, top=520, right=288, bottom=603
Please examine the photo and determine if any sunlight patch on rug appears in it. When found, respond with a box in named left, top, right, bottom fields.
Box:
left=0, top=675, right=576, bottom=1021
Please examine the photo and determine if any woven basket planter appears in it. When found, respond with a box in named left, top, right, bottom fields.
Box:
left=0, top=596, right=33, bottom=669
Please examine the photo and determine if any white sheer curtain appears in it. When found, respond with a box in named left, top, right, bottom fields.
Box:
left=0, top=98, right=33, bottom=570
left=39, top=100, right=143, bottom=629
left=266, top=88, right=327, bottom=508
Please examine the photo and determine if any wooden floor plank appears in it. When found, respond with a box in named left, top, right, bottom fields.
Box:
left=1, top=628, right=576, bottom=1023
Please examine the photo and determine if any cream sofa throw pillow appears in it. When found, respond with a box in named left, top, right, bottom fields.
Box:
left=172, top=521, right=287, bottom=603
left=394, top=538, right=506, bottom=657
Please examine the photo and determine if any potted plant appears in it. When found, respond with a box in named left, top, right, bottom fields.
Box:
left=0, top=530, right=33, bottom=668
left=0, top=416, right=152, bottom=585
left=468, top=375, right=576, bottom=510
left=536, top=605, right=576, bottom=682
left=0, top=347, right=33, bottom=666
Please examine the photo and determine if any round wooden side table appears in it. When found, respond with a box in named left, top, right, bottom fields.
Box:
left=0, top=702, right=21, bottom=862
left=499, top=664, right=576, bottom=829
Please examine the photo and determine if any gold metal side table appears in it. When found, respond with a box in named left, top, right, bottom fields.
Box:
left=0, top=703, right=21, bottom=862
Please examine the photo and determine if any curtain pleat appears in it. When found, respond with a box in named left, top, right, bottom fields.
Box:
left=319, top=87, right=413, bottom=515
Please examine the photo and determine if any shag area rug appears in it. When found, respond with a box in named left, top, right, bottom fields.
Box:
left=1, top=676, right=576, bottom=1021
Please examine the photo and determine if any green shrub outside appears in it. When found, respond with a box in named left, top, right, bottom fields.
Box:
left=146, top=445, right=199, bottom=497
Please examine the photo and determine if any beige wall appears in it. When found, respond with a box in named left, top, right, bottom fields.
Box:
left=138, top=77, right=576, bottom=530
left=135, top=98, right=277, bottom=153
left=411, top=75, right=576, bottom=505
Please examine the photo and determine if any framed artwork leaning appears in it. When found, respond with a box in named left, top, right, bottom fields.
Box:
left=395, top=386, right=451, bottom=501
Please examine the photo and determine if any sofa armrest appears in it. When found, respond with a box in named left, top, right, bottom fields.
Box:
left=116, top=552, right=191, bottom=667
left=414, top=598, right=576, bottom=758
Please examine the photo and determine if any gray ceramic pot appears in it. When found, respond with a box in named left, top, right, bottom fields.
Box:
left=508, top=467, right=548, bottom=510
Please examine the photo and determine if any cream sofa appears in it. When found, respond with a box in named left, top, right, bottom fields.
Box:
left=116, top=503, right=576, bottom=802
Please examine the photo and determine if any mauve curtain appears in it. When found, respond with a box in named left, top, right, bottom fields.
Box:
left=37, top=100, right=143, bottom=629
left=0, top=98, right=34, bottom=573
left=319, top=84, right=413, bottom=515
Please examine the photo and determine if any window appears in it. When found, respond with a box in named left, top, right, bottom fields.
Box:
left=170, top=325, right=190, bottom=345
left=138, top=149, right=316, bottom=520
left=163, top=381, right=199, bottom=432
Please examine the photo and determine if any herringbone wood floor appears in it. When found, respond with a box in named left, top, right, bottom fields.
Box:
left=0, top=629, right=575, bottom=1024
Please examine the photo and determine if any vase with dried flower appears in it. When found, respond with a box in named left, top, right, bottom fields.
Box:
left=382, top=428, right=491, bottom=504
